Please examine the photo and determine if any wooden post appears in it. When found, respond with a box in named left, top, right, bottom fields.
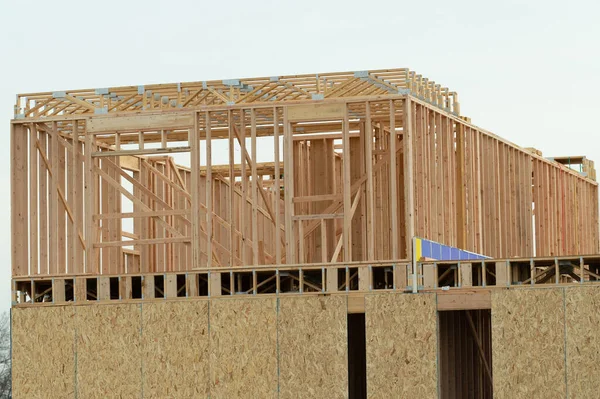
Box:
left=403, top=99, right=415, bottom=257
left=166, top=274, right=177, bottom=298
left=187, top=273, right=198, bottom=297
left=475, top=132, right=484, bottom=253
left=123, top=276, right=133, bottom=300
left=495, top=261, right=509, bottom=286
left=283, top=107, right=295, bottom=263
left=228, top=110, right=236, bottom=266
left=39, top=130, right=48, bottom=275
left=403, top=98, right=414, bottom=290
left=53, top=278, right=65, bottom=303
left=342, top=103, right=352, bottom=262
left=143, top=275, right=155, bottom=299
left=389, top=100, right=398, bottom=259
left=206, top=111, right=213, bottom=268
left=240, top=109, right=247, bottom=265
left=273, top=107, right=282, bottom=264
left=190, top=112, right=201, bottom=269
left=423, top=263, right=437, bottom=288
left=459, top=262, right=473, bottom=287
left=98, top=277, right=110, bottom=301
left=360, top=103, right=374, bottom=291
left=209, top=271, right=221, bottom=297
left=251, top=109, right=259, bottom=265
left=365, top=102, right=375, bottom=260
left=327, top=267, right=339, bottom=293
left=72, top=122, right=82, bottom=274
left=29, top=124, right=38, bottom=276
left=456, top=123, right=467, bottom=250
left=84, top=124, right=96, bottom=274
left=75, top=277, right=87, bottom=302
left=482, top=262, right=487, bottom=287
left=49, top=123, right=58, bottom=274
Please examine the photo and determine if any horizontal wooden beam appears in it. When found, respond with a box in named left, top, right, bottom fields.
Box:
left=92, top=146, right=190, bottom=157
left=87, top=113, right=194, bottom=133
left=436, top=289, right=491, bottom=311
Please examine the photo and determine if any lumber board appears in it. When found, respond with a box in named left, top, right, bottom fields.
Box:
left=12, top=124, right=28, bottom=276
left=87, top=113, right=194, bottom=133
left=287, top=102, right=346, bottom=121
left=437, top=289, right=491, bottom=311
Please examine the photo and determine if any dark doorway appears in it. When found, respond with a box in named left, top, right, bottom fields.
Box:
left=438, top=310, right=493, bottom=399
left=348, top=313, right=367, bottom=399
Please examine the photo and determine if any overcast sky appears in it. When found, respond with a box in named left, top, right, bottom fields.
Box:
left=0, top=0, right=598, bottom=307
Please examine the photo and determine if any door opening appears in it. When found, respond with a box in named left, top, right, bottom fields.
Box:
left=439, top=309, right=493, bottom=399
left=348, top=313, right=367, bottom=399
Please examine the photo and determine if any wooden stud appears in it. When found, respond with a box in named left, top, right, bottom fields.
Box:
left=251, top=109, right=259, bottom=265
left=342, top=103, right=352, bottom=262
left=75, top=277, right=87, bottom=302
left=98, top=277, right=110, bottom=301
left=143, top=275, right=155, bottom=300
left=84, top=125, right=96, bottom=274
left=273, top=107, right=282, bottom=264
left=403, top=98, right=415, bottom=261
left=53, top=278, right=65, bottom=303
left=495, top=261, right=509, bottom=286
left=389, top=100, right=398, bottom=259
left=206, top=111, right=213, bottom=268
left=365, top=102, right=375, bottom=260
left=165, top=274, right=177, bottom=298
left=283, top=107, right=295, bottom=263
left=190, top=113, right=201, bottom=269
left=459, top=262, right=473, bottom=288
left=228, top=110, right=235, bottom=266
left=29, top=125, right=38, bottom=276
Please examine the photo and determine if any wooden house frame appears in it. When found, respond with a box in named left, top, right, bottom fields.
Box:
left=10, top=68, right=600, bottom=399
left=10, top=68, right=599, bottom=302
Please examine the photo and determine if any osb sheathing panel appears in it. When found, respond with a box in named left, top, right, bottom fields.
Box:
left=565, top=286, right=600, bottom=398
left=12, top=307, right=75, bottom=399
left=76, top=304, right=141, bottom=398
left=142, top=301, right=209, bottom=398
left=365, top=293, right=438, bottom=398
left=278, top=296, right=347, bottom=398
left=492, top=288, right=565, bottom=399
left=209, top=297, right=278, bottom=398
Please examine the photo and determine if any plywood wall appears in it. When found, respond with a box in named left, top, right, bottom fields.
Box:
left=278, top=296, right=347, bottom=398
left=16, top=288, right=600, bottom=398
left=141, top=301, right=209, bottom=398
left=492, top=288, right=565, bottom=399
left=565, top=286, right=600, bottom=398
left=365, top=292, right=438, bottom=398
left=76, top=304, right=142, bottom=398
left=14, top=297, right=345, bottom=399
left=209, top=298, right=278, bottom=398
left=12, top=307, right=75, bottom=399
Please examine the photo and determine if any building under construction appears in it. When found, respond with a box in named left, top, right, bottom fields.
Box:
left=10, top=68, right=600, bottom=398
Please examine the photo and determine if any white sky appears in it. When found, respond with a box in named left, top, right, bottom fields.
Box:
left=0, top=0, right=598, bottom=308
